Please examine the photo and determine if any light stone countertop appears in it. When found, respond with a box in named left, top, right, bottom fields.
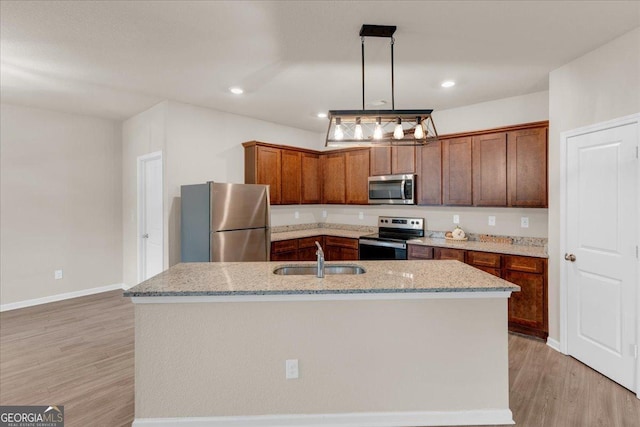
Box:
left=271, top=228, right=371, bottom=241
left=124, top=260, right=520, bottom=297
left=407, top=237, right=548, bottom=258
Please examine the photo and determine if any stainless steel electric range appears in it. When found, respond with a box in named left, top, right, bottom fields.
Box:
left=359, top=216, right=425, bottom=260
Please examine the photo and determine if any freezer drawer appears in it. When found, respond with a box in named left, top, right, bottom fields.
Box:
left=210, top=228, right=270, bottom=262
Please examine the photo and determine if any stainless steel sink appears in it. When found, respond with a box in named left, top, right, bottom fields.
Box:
left=273, top=264, right=366, bottom=276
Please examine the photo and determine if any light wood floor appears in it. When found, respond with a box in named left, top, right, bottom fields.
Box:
left=1, top=290, right=639, bottom=427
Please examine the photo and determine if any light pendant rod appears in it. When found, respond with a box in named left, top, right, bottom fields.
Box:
left=390, top=37, right=395, bottom=110
left=361, top=37, right=365, bottom=110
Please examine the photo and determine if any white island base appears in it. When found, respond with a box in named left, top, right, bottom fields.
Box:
left=131, top=293, right=515, bottom=426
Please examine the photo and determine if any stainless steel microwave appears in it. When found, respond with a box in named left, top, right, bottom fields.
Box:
left=368, top=174, right=416, bottom=205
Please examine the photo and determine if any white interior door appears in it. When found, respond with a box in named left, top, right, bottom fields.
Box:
left=565, top=119, right=638, bottom=392
left=138, top=152, right=163, bottom=282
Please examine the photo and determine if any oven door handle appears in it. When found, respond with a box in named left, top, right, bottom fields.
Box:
left=359, top=239, right=406, bottom=249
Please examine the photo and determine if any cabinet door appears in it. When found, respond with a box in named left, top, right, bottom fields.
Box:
left=505, top=270, right=547, bottom=336
left=345, top=149, right=370, bottom=204
left=472, top=133, right=507, bottom=206
left=392, top=146, right=416, bottom=174
left=321, top=153, right=346, bottom=204
left=416, top=141, right=442, bottom=205
left=434, top=247, right=466, bottom=262
left=341, top=247, right=359, bottom=260
left=256, top=146, right=281, bottom=204
left=507, top=127, right=548, bottom=207
left=442, top=137, right=472, bottom=205
left=281, top=150, right=301, bottom=204
left=301, top=153, right=321, bottom=204
left=324, top=245, right=341, bottom=261
left=408, top=245, right=434, bottom=260
left=370, top=147, right=392, bottom=176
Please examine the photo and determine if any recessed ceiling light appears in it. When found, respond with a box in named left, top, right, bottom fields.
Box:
left=441, top=81, right=455, bottom=88
left=317, top=112, right=328, bottom=118
left=229, top=87, right=244, bottom=95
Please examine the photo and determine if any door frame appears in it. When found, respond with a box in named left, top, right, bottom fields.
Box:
left=559, top=113, right=639, bottom=397
left=137, top=151, right=164, bottom=283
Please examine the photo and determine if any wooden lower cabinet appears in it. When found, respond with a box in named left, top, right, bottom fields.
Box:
left=271, top=236, right=361, bottom=262
left=298, top=236, right=323, bottom=261
left=324, top=236, right=359, bottom=261
left=408, top=245, right=548, bottom=339
left=434, top=247, right=466, bottom=262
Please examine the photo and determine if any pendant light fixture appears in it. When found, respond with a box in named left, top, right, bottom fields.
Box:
left=325, top=24, right=438, bottom=147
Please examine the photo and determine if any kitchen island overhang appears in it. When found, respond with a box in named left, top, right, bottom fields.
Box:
left=126, top=260, right=519, bottom=427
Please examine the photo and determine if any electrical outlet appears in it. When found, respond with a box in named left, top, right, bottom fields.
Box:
left=488, top=216, right=496, bottom=226
left=285, top=359, right=299, bottom=379
left=453, top=215, right=460, bottom=224
left=358, top=211, right=364, bottom=220
left=322, top=210, right=327, bottom=218
left=54, top=269, right=63, bottom=280
left=521, top=217, right=529, bottom=228
left=294, top=211, right=300, bottom=219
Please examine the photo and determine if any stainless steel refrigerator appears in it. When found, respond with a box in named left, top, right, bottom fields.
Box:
left=180, top=182, right=270, bottom=262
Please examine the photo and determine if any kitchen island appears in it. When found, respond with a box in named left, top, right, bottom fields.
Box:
left=125, top=260, right=519, bottom=427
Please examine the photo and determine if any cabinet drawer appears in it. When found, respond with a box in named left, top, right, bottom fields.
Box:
left=467, top=251, right=502, bottom=268
left=299, top=236, right=322, bottom=249
left=434, top=247, right=466, bottom=262
left=324, top=236, right=358, bottom=249
left=271, top=239, right=298, bottom=253
left=473, top=265, right=502, bottom=277
left=408, top=245, right=434, bottom=260
left=504, top=255, right=545, bottom=273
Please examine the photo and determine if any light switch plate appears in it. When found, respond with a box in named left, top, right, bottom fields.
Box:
left=358, top=212, right=364, bottom=220
left=521, top=217, right=529, bottom=228
left=54, top=269, right=63, bottom=280
left=294, top=211, right=300, bottom=219
left=488, top=216, right=496, bottom=226
left=453, top=215, right=460, bottom=224
left=322, top=210, right=327, bottom=218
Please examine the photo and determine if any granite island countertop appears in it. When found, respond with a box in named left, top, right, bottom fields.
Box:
left=124, top=260, right=520, bottom=298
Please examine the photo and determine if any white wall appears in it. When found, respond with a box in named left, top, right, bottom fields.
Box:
left=433, top=90, right=549, bottom=135
left=121, top=101, right=168, bottom=288
left=122, top=101, right=322, bottom=286
left=1, top=103, right=122, bottom=306
left=548, top=27, right=640, bottom=342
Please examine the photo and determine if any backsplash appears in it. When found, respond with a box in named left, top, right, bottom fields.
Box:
left=272, top=223, right=547, bottom=248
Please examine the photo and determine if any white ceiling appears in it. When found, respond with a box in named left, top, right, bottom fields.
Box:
left=1, top=1, right=639, bottom=132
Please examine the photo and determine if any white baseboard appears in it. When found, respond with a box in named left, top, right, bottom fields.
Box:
left=0, top=283, right=127, bottom=312
left=546, top=337, right=563, bottom=353
left=132, top=409, right=514, bottom=426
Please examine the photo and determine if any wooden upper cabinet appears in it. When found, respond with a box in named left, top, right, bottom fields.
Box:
left=345, top=149, right=370, bottom=204
left=301, top=152, right=321, bottom=204
left=472, top=133, right=507, bottom=206
left=281, top=150, right=301, bottom=204
left=507, top=127, right=548, bottom=207
left=392, top=146, right=416, bottom=174
left=442, top=137, right=472, bottom=205
left=246, top=145, right=281, bottom=204
left=370, top=147, right=392, bottom=176
left=370, top=146, right=415, bottom=175
left=321, top=152, right=346, bottom=204
left=416, top=141, right=442, bottom=205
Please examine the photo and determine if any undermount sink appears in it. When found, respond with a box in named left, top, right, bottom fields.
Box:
left=273, top=264, right=366, bottom=276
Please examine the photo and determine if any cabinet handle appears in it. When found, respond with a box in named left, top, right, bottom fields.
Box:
left=564, top=253, right=576, bottom=262
left=142, top=233, right=149, bottom=239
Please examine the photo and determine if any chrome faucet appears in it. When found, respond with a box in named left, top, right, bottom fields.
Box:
left=315, top=241, right=325, bottom=278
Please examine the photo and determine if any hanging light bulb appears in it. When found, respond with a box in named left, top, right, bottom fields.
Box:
left=354, top=117, right=364, bottom=140
left=334, top=117, right=344, bottom=140
left=414, top=117, right=425, bottom=139
left=373, top=117, right=383, bottom=140
left=393, top=118, right=404, bottom=140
